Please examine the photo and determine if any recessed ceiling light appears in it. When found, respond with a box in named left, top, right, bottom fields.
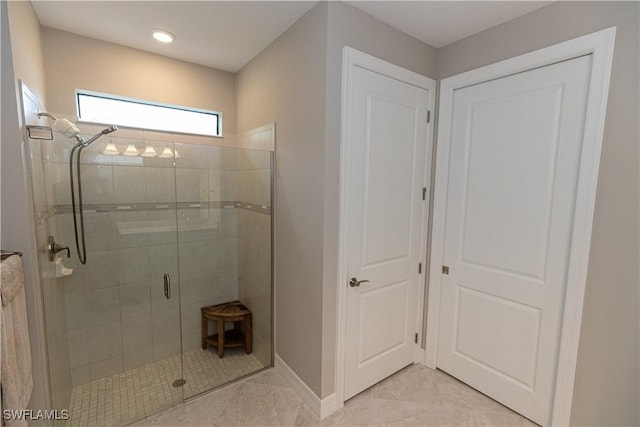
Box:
left=152, top=30, right=175, bottom=43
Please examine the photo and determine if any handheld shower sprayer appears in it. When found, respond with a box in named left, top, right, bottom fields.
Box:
left=82, top=125, right=118, bottom=146
left=37, top=111, right=119, bottom=264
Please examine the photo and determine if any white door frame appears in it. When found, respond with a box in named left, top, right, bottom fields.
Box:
left=425, top=27, right=616, bottom=426
left=335, top=46, right=436, bottom=410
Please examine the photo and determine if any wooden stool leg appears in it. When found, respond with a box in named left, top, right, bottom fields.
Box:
left=245, top=314, right=252, bottom=354
left=201, top=313, right=208, bottom=349
left=217, top=319, right=225, bottom=358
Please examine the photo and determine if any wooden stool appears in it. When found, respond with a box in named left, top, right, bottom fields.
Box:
left=201, top=301, right=252, bottom=358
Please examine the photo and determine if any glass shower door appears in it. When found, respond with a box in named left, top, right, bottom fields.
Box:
left=175, top=143, right=273, bottom=399
left=174, top=142, right=234, bottom=398
left=33, top=131, right=185, bottom=426
left=104, top=138, right=184, bottom=424
left=31, top=126, right=274, bottom=424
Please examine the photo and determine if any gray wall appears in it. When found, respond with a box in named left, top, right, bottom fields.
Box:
left=41, top=27, right=237, bottom=135
left=235, top=1, right=438, bottom=398
left=5, top=0, right=46, bottom=101
left=236, top=2, right=329, bottom=395
left=436, top=2, right=639, bottom=425
left=321, top=1, right=437, bottom=397
left=2, top=0, right=51, bottom=415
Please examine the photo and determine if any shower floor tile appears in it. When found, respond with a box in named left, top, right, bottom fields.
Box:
left=67, top=347, right=263, bottom=427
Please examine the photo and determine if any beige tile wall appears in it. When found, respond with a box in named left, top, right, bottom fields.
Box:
left=41, top=130, right=239, bottom=386
left=35, top=122, right=273, bottom=391
left=236, top=147, right=272, bottom=367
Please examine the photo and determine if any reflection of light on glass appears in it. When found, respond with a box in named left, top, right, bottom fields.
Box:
left=174, top=148, right=181, bottom=158
left=158, top=147, right=174, bottom=158
left=141, top=146, right=158, bottom=157
left=103, top=142, right=120, bottom=155
left=123, top=144, right=139, bottom=156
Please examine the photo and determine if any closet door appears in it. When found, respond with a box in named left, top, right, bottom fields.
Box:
left=344, top=65, right=431, bottom=399
left=437, top=55, right=592, bottom=425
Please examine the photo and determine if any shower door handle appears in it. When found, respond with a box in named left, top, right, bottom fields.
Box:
left=163, top=273, right=171, bottom=299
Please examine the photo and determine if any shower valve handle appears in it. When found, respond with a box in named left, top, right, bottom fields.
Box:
left=47, top=236, right=70, bottom=262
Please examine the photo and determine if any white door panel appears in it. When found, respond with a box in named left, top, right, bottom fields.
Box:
left=358, top=280, right=409, bottom=363
left=345, top=66, right=430, bottom=399
left=438, top=55, right=592, bottom=424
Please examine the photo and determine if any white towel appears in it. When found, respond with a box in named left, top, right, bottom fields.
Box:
left=1, top=255, right=33, bottom=427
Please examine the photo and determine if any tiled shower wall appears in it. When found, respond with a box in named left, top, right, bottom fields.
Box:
left=31, top=122, right=272, bottom=389
left=236, top=149, right=272, bottom=367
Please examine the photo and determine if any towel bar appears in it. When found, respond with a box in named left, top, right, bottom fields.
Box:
left=1, top=250, right=23, bottom=261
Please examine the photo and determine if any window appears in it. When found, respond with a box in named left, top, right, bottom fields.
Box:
left=76, top=90, right=221, bottom=137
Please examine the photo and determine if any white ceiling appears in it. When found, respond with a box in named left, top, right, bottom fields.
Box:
left=32, top=1, right=552, bottom=73
left=31, top=1, right=318, bottom=72
left=347, top=1, right=552, bottom=49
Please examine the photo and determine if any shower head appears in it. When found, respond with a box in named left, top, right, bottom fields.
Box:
left=52, top=118, right=82, bottom=139
left=38, top=111, right=83, bottom=143
left=37, top=111, right=118, bottom=146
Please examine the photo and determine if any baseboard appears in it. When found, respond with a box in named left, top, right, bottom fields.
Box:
left=275, top=355, right=320, bottom=416
left=274, top=354, right=338, bottom=419
left=320, top=392, right=338, bottom=419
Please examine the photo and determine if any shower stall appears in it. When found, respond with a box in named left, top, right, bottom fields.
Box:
left=26, top=119, right=273, bottom=426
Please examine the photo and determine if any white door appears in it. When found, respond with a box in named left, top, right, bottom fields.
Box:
left=437, top=55, right=592, bottom=424
left=344, top=66, right=430, bottom=399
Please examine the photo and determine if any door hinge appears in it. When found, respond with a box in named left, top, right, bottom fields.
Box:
left=415, top=333, right=419, bottom=343
left=418, top=263, right=422, bottom=274
left=422, top=187, right=427, bottom=200
left=442, top=265, right=450, bottom=275
left=426, top=110, right=431, bottom=123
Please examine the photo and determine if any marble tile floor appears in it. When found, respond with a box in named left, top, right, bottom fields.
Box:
left=68, top=347, right=262, bottom=427
left=132, top=363, right=538, bottom=427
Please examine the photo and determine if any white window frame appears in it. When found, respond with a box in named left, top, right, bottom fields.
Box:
left=76, top=89, right=222, bottom=137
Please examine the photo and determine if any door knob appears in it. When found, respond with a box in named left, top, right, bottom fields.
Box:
left=349, top=277, right=370, bottom=287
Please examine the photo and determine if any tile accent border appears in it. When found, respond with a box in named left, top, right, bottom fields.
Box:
left=274, top=354, right=338, bottom=420
left=233, top=201, right=271, bottom=215
left=36, top=200, right=271, bottom=223
left=35, top=206, right=56, bottom=227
